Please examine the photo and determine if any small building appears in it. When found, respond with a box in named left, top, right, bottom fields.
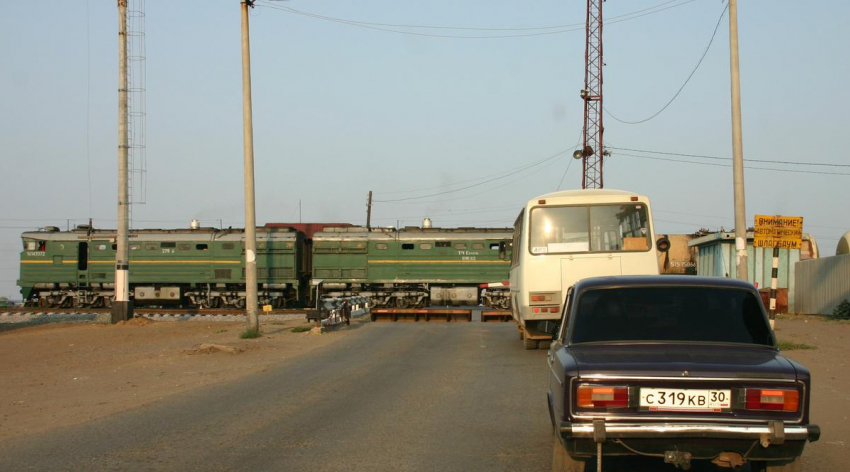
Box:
left=688, top=231, right=818, bottom=313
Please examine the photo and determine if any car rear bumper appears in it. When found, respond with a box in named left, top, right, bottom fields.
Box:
left=558, top=421, right=819, bottom=462
left=560, top=422, right=821, bottom=442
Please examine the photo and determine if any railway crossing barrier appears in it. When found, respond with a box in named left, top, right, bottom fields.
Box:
left=480, top=310, right=512, bottom=322
left=310, top=296, right=371, bottom=327
left=370, top=308, right=472, bottom=322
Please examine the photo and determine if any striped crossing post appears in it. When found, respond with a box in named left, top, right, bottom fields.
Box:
left=768, top=247, right=780, bottom=329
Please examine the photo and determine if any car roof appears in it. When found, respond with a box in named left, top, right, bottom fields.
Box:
left=572, top=275, right=756, bottom=292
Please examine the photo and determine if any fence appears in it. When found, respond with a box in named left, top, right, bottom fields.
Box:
left=794, top=254, right=850, bottom=315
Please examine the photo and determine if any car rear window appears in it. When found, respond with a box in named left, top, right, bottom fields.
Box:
left=571, top=287, right=772, bottom=346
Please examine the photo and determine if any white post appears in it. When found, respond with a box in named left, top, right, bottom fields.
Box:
left=241, top=0, right=259, bottom=331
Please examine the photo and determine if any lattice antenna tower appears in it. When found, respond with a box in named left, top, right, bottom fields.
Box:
left=126, top=0, right=147, bottom=226
left=573, top=0, right=606, bottom=189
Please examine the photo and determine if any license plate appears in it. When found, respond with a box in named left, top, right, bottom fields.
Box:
left=640, top=388, right=731, bottom=412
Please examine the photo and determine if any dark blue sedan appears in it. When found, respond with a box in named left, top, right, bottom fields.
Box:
left=547, top=276, right=820, bottom=471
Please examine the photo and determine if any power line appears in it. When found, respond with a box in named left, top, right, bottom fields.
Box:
left=254, top=0, right=699, bottom=39
left=379, top=148, right=576, bottom=196
left=614, top=152, right=850, bottom=176
left=604, top=3, right=728, bottom=125
left=261, top=0, right=692, bottom=31
left=374, top=149, right=569, bottom=202
left=609, top=146, right=850, bottom=168
left=557, top=128, right=584, bottom=190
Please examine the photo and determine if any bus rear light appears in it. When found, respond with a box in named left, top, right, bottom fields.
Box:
left=577, top=385, right=629, bottom=408
left=745, top=389, right=799, bottom=412
left=531, top=295, right=546, bottom=302
left=533, top=308, right=540, bottom=313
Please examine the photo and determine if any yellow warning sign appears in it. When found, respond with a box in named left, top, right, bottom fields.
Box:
left=754, top=215, right=803, bottom=249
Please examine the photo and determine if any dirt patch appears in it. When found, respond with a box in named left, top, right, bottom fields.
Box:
left=773, top=315, right=850, bottom=470
left=0, top=317, right=359, bottom=440
left=184, top=343, right=243, bottom=355
left=117, top=316, right=156, bottom=326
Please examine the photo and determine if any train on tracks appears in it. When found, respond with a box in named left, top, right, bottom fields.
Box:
left=17, top=223, right=512, bottom=310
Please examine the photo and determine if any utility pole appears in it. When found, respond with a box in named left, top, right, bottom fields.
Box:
left=366, top=191, right=373, bottom=230
left=112, top=0, right=133, bottom=323
left=573, top=0, right=605, bottom=189
left=729, top=0, right=748, bottom=282
left=241, top=0, right=259, bottom=332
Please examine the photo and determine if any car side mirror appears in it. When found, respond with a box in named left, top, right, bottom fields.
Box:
left=656, top=236, right=671, bottom=253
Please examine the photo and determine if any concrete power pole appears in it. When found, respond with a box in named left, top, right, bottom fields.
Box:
left=112, top=0, right=133, bottom=323
left=241, top=0, right=259, bottom=332
left=729, top=0, right=749, bottom=282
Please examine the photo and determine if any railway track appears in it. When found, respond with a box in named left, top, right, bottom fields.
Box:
left=1, top=307, right=313, bottom=316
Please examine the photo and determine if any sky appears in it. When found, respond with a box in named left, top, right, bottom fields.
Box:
left=1, top=0, right=848, bottom=300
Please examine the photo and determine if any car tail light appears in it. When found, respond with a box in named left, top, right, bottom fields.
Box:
left=745, top=388, right=799, bottom=412
left=577, top=385, right=629, bottom=408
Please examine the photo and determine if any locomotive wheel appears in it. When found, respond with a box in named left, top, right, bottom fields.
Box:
left=37, top=298, right=48, bottom=308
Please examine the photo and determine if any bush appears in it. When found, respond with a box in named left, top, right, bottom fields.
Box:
left=832, top=299, right=850, bottom=320
left=240, top=329, right=261, bottom=339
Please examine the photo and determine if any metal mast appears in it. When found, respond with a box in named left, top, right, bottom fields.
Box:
left=127, top=0, right=147, bottom=224
left=573, top=0, right=605, bottom=189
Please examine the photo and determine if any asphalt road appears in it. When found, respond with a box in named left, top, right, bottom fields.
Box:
left=0, top=319, right=553, bottom=471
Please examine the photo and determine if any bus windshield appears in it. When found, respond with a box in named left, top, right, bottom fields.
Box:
left=529, top=203, right=650, bottom=254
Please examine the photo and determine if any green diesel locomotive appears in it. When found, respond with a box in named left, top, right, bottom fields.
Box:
left=312, top=226, right=512, bottom=309
left=17, top=225, right=307, bottom=308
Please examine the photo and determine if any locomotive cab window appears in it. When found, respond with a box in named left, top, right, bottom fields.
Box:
left=435, top=241, right=451, bottom=248
left=402, top=243, right=414, bottom=250
left=490, top=243, right=500, bottom=250
left=112, top=244, right=117, bottom=250
left=26, top=241, right=36, bottom=251
left=196, top=244, right=208, bottom=251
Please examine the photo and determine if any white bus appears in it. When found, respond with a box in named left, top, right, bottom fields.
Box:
left=509, top=189, right=667, bottom=349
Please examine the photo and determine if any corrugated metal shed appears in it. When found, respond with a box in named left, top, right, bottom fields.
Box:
left=795, top=254, right=850, bottom=315
left=688, top=231, right=817, bottom=313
